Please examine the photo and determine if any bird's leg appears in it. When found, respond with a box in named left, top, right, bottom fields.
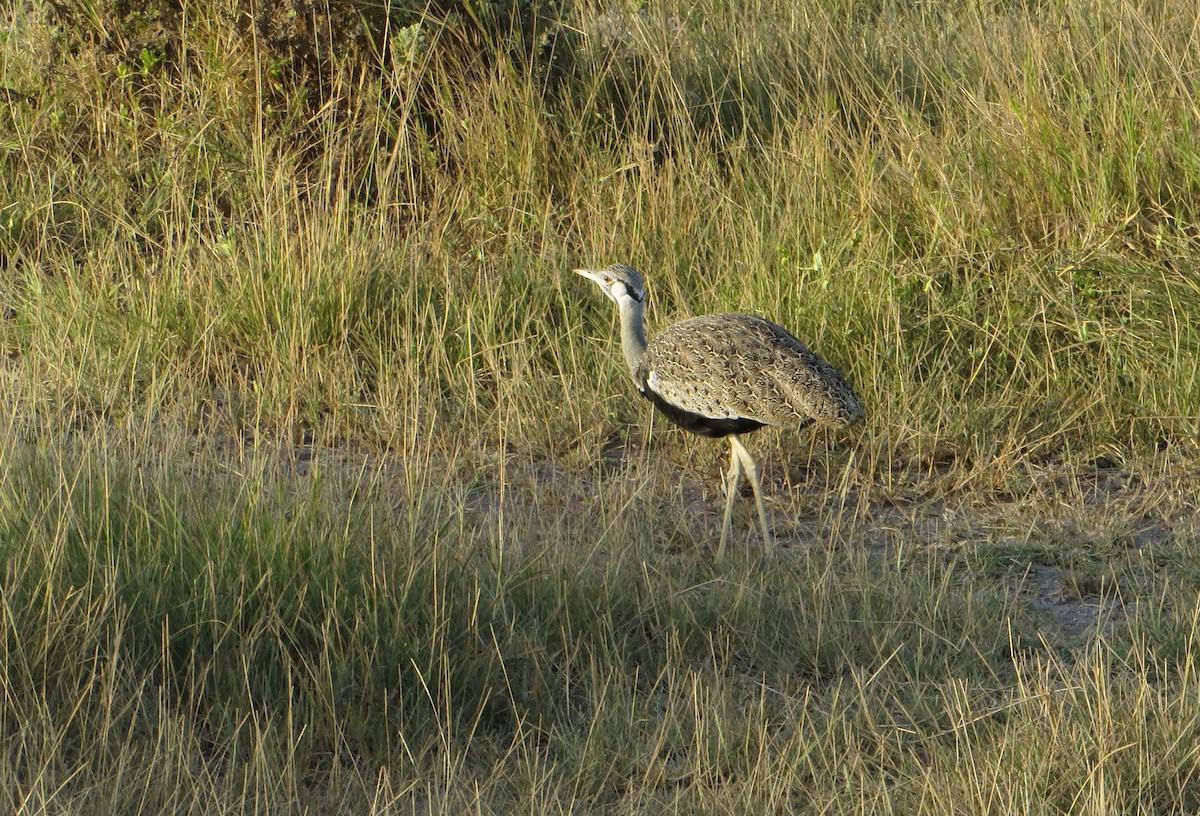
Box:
left=718, top=438, right=743, bottom=558
left=730, top=435, right=775, bottom=552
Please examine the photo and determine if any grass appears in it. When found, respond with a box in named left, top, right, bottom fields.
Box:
left=2, top=0, right=1200, bottom=811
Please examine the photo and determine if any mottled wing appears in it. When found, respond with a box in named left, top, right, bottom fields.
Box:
left=638, top=314, right=862, bottom=430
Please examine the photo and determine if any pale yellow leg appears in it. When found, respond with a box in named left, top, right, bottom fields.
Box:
left=718, top=438, right=743, bottom=558
left=730, top=435, right=775, bottom=552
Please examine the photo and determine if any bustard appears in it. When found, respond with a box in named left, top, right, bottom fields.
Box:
left=576, top=263, right=863, bottom=555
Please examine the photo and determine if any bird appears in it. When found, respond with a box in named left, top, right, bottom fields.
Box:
left=575, top=263, right=863, bottom=555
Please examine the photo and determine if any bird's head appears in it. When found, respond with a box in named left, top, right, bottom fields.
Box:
left=574, top=264, right=646, bottom=307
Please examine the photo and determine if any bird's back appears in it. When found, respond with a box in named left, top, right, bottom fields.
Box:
left=636, top=313, right=862, bottom=434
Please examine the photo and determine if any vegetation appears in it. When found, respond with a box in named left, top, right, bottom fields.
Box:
left=1, top=0, right=1199, bottom=811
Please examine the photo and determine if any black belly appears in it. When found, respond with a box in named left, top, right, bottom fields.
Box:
left=642, top=389, right=766, bottom=438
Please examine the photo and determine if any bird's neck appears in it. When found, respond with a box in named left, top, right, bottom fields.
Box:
left=617, top=295, right=648, bottom=385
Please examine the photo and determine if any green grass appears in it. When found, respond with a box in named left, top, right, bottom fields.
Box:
left=2, top=0, right=1200, bottom=811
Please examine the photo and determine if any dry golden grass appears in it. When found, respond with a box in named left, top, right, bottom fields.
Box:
left=1, top=0, right=1199, bottom=812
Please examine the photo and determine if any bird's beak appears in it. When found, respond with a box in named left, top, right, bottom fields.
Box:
left=574, top=268, right=610, bottom=297
left=574, top=268, right=621, bottom=304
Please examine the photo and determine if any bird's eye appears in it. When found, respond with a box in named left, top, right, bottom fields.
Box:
left=603, top=276, right=613, bottom=284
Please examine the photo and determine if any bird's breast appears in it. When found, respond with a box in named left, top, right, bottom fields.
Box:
left=639, top=367, right=766, bottom=438
left=645, top=369, right=741, bottom=420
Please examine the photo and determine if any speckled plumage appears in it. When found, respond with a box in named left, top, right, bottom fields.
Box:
left=636, top=313, right=863, bottom=436
left=575, top=262, right=863, bottom=554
